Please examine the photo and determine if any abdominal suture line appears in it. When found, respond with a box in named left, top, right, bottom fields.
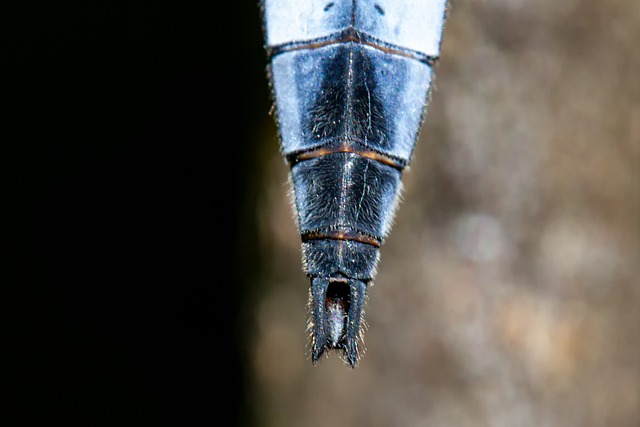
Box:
left=301, top=228, right=381, bottom=248
left=268, top=27, right=439, bottom=66
left=289, top=144, right=405, bottom=170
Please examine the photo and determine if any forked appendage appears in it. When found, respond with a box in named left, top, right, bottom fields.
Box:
left=309, top=277, right=367, bottom=367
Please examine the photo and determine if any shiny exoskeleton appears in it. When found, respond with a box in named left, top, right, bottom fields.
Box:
left=262, top=0, right=448, bottom=366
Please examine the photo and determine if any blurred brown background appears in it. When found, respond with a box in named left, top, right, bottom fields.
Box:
left=248, top=1, right=640, bottom=426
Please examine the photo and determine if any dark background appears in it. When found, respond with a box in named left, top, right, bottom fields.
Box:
left=4, top=2, right=267, bottom=425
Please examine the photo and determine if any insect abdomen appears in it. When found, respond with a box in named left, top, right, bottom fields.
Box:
left=263, top=0, right=447, bottom=366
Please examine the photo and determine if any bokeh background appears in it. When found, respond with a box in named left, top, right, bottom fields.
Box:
left=4, top=0, right=638, bottom=426
left=249, top=1, right=640, bottom=426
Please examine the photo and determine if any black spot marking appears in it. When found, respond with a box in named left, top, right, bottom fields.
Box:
left=324, top=2, right=334, bottom=12
left=374, top=4, right=385, bottom=15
